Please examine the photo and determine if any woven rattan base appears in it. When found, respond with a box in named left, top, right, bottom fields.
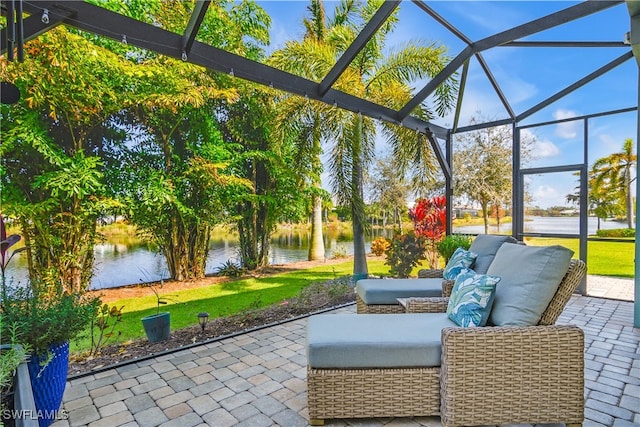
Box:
left=307, top=366, right=440, bottom=421
left=356, top=294, right=405, bottom=314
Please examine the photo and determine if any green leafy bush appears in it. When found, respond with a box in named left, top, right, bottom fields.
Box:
left=595, top=228, right=635, bottom=238
left=384, top=232, right=426, bottom=278
left=437, top=234, right=473, bottom=263
left=215, top=260, right=246, bottom=277
left=90, top=303, right=124, bottom=356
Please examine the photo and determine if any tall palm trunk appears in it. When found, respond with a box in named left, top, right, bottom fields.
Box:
left=352, top=115, right=368, bottom=278
left=308, top=195, right=326, bottom=260
left=308, top=126, right=326, bottom=260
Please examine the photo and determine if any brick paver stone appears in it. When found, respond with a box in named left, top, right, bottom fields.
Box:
left=134, top=406, right=168, bottom=427
left=87, top=410, right=134, bottom=427
left=163, top=402, right=193, bottom=419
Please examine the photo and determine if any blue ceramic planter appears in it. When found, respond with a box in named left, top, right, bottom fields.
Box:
left=27, top=342, right=69, bottom=427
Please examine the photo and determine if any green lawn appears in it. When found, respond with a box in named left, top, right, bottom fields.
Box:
left=72, top=258, right=390, bottom=353
left=524, top=237, right=634, bottom=278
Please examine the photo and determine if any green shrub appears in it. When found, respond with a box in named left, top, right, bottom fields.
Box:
left=437, top=234, right=473, bottom=263
left=384, top=232, right=426, bottom=278
left=332, top=244, right=348, bottom=259
left=215, top=260, right=246, bottom=277
left=595, top=228, right=635, bottom=238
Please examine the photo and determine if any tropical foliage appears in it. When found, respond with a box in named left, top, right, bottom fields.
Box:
left=591, top=138, right=636, bottom=229
left=1, top=0, right=278, bottom=285
left=270, top=0, right=457, bottom=276
left=566, top=138, right=636, bottom=230
left=102, top=0, right=274, bottom=278
left=409, top=195, right=447, bottom=268
left=218, top=84, right=309, bottom=269
left=384, top=231, right=425, bottom=278
left=370, top=236, right=391, bottom=256
left=0, top=28, right=136, bottom=293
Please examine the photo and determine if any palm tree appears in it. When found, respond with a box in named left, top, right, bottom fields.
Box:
left=592, top=138, right=637, bottom=229
left=270, top=0, right=456, bottom=276
left=269, top=0, right=358, bottom=261
left=566, top=170, right=623, bottom=231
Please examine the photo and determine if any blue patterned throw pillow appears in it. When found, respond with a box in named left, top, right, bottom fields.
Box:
left=442, top=247, right=478, bottom=280
left=447, top=270, right=501, bottom=327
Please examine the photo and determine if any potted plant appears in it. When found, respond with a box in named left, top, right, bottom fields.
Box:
left=1, top=286, right=98, bottom=427
left=1, top=216, right=98, bottom=427
left=141, top=285, right=173, bottom=342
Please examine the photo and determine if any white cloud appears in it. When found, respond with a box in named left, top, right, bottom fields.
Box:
left=534, top=139, right=561, bottom=158
left=597, top=133, right=619, bottom=151
left=553, top=109, right=580, bottom=139
left=520, top=129, right=560, bottom=159
left=532, top=185, right=565, bottom=208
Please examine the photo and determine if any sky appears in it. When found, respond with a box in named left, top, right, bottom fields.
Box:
left=255, top=1, right=638, bottom=209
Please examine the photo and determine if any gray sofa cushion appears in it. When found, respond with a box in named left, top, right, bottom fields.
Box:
left=468, top=234, right=518, bottom=274
left=356, top=278, right=442, bottom=304
left=306, top=313, right=455, bottom=368
left=487, top=243, right=574, bottom=326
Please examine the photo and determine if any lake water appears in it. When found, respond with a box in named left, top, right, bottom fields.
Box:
left=4, top=227, right=388, bottom=290
left=452, top=215, right=625, bottom=235
left=4, top=216, right=628, bottom=290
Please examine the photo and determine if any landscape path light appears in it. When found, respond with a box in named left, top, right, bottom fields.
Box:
left=197, top=312, right=209, bottom=332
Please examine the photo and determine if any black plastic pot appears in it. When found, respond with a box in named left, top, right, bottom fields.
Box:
left=141, top=312, right=170, bottom=342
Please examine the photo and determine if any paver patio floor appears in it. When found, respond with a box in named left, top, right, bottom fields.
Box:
left=50, top=289, right=639, bottom=427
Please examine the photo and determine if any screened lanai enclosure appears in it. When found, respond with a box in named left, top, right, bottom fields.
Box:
left=2, top=0, right=639, bottom=325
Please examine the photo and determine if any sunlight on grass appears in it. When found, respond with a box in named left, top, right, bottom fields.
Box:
left=72, top=259, right=390, bottom=353
left=524, top=237, right=633, bottom=278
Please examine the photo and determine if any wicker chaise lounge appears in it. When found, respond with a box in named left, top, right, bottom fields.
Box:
left=356, top=234, right=518, bottom=314
left=307, top=243, right=586, bottom=427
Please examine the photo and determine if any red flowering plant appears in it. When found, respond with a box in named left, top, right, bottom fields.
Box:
left=408, top=196, right=447, bottom=268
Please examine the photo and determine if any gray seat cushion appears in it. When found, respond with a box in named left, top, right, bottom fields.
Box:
left=356, top=278, right=442, bottom=304
left=487, top=243, right=574, bottom=326
left=468, top=234, right=518, bottom=274
left=306, top=313, right=455, bottom=368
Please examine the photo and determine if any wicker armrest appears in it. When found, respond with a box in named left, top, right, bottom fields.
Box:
left=405, top=297, right=449, bottom=313
left=441, top=279, right=454, bottom=297
left=440, top=324, right=584, bottom=427
left=417, top=268, right=444, bottom=278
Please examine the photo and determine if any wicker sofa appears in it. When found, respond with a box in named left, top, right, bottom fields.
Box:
left=356, top=234, right=518, bottom=314
left=307, top=244, right=586, bottom=426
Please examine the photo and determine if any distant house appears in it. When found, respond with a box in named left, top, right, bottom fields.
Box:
left=559, top=209, right=579, bottom=216
left=453, top=208, right=478, bottom=218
